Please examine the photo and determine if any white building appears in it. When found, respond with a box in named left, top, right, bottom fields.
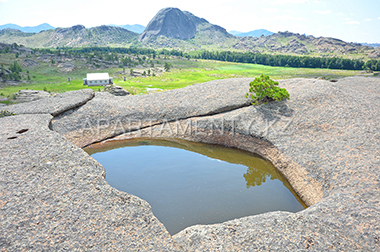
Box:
left=83, top=73, right=113, bottom=86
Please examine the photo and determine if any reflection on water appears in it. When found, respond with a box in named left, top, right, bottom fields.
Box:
left=244, top=166, right=274, bottom=188
left=85, top=138, right=305, bottom=235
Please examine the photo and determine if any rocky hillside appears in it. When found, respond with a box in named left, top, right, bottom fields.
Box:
left=233, top=31, right=377, bottom=57
left=0, top=25, right=139, bottom=48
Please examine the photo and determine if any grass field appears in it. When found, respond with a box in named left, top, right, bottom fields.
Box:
left=0, top=57, right=370, bottom=102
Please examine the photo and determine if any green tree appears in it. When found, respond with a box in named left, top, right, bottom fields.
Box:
left=9, top=61, right=22, bottom=74
left=164, top=62, right=172, bottom=72
left=246, top=74, right=290, bottom=105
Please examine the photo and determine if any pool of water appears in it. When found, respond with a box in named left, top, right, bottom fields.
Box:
left=85, top=138, right=305, bottom=235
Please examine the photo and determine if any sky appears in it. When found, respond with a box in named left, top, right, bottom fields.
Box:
left=0, top=0, right=379, bottom=43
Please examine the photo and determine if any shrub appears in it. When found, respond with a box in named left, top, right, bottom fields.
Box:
left=246, top=74, right=289, bottom=105
left=164, top=62, right=172, bottom=72
left=0, top=110, right=15, bottom=118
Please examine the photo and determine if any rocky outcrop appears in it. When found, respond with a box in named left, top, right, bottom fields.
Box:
left=1, top=76, right=380, bottom=250
left=139, top=7, right=233, bottom=44
left=369, top=47, right=380, bottom=58
left=13, top=90, right=50, bottom=103
left=57, top=61, right=76, bottom=72
left=139, top=8, right=198, bottom=42
left=102, top=85, right=130, bottom=96
left=7, top=89, right=94, bottom=116
left=233, top=31, right=375, bottom=56
left=22, top=58, right=39, bottom=67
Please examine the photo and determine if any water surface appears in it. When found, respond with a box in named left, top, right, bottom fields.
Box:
left=85, top=138, right=305, bottom=235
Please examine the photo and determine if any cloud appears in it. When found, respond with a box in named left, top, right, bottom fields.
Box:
left=261, top=8, right=279, bottom=13
left=364, top=18, right=372, bottom=22
left=313, top=10, right=331, bottom=15
left=378, top=17, right=380, bottom=20
left=284, top=9, right=300, bottom=13
left=345, top=21, right=360, bottom=25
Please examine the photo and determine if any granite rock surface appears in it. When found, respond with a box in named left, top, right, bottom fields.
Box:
left=1, top=76, right=379, bottom=251
left=6, top=89, right=94, bottom=116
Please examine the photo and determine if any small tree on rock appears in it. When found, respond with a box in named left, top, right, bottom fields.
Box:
left=246, top=74, right=290, bottom=105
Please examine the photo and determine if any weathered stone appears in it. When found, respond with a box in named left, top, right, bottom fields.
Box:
left=51, top=78, right=253, bottom=147
left=7, top=89, right=94, bottom=116
left=22, top=58, right=39, bottom=67
left=0, top=114, right=175, bottom=251
left=102, top=85, right=130, bottom=96
left=13, top=89, right=51, bottom=103
left=0, top=76, right=380, bottom=250
left=57, top=61, right=76, bottom=72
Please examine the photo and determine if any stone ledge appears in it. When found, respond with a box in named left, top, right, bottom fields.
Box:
left=6, top=89, right=95, bottom=116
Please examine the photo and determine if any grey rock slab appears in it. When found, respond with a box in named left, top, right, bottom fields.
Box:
left=1, top=76, right=380, bottom=250
left=51, top=78, right=252, bottom=147
left=13, top=89, right=50, bottom=103
left=0, top=114, right=176, bottom=251
left=169, top=76, right=380, bottom=251
left=6, top=89, right=94, bottom=116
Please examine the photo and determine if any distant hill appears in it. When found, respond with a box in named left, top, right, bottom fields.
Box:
left=361, top=43, right=380, bottom=48
left=232, top=31, right=379, bottom=57
left=108, top=24, right=145, bottom=34
left=229, top=29, right=274, bottom=37
left=0, top=25, right=138, bottom=47
left=0, top=23, right=55, bottom=33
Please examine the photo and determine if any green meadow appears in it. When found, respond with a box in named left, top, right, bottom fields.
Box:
left=0, top=58, right=368, bottom=101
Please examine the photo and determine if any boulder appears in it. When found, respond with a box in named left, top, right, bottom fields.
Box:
left=102, top=85, right=130, bottom=96
left=22, top=58, right=40, bottom=67
left=58, top=62, right=76, bottom=72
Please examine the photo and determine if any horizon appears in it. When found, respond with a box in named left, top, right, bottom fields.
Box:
left=0, top=0, right=379, bottom=43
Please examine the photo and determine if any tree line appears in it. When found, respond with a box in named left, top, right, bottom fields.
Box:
left=193, top=50, right=379, bottom=71
left=34, top=46, right=380, bottom=71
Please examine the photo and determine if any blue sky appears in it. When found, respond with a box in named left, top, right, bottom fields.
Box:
left=0, top=0, right=379, bottom=43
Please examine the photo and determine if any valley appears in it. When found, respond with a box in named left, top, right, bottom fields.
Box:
left=0, top=43, right=374, bottom=105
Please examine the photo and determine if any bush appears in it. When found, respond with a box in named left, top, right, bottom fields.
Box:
left=0, top=110, right=15, bottom=118
left=246, top=74, right=290, bottom=105
left=164, top=62, right=172, bottom=72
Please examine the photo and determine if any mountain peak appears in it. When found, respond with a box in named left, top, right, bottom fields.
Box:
left=139, top=7, right=199, bottom=42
